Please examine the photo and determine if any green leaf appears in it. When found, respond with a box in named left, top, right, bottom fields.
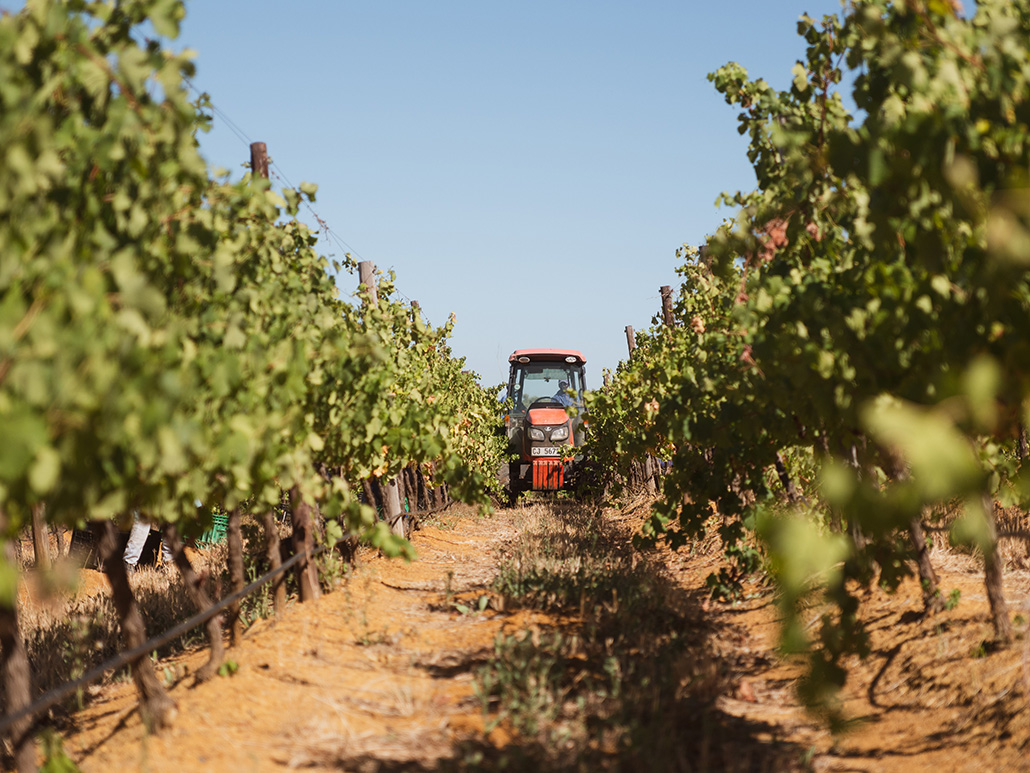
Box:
left=0, top=554, right=18, bottom=608
left=760, top=512, right=849, bottom=596
left=150, top=0, right=186, bottom=38
left=862, top=397, right=982, bottom=500
left=962, top=356, right=1000, bottom=431
left=791, top=62, right=809, bottom=92
left=28, top=445, right=60, bottom=495
left=950, top=498, right=992, bottom=554
left=325, top=518, right=343, bottom=548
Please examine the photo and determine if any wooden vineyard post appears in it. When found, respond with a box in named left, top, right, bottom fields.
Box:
left=30, top=502, right=50, bottom=571
left=358, top=261, right=378, bottom=306
left=660, top=285, right=674, bottom=328
left=622, top=326, right=651, bottom=490
left=226, top=508, right=245, bottom=645
left=250, top=142, right=291, bottom=615
left=384, top=477, right=407, bottom=538
left=357, top=264, right=407, bottom=538
left=0, top=506, right=34, bottom=772
left=250, top=141, right=268, bottom=181
left=658, top=281, right=675, bottom=484
left=290, top=487, right=322, bottom=603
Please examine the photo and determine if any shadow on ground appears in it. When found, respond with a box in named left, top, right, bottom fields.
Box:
left=333, top=501, right=809, bottom=772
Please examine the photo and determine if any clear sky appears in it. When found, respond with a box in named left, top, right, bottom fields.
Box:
left=165, top=2, right=851, bottom=387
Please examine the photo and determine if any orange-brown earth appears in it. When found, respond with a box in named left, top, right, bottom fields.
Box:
left=47, top=503, right=1030, bottom=771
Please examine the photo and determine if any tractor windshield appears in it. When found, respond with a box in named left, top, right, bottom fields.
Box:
left=508, top=362, right=585, bottom=415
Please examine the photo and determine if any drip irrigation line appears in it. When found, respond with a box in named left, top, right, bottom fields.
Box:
left=1, top=493, right=454, bottom=736
left=0, top=544, right=326, bottom=736
left=406, top=498, right=459, bottom=524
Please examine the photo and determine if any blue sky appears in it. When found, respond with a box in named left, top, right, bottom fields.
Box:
left=172, top=1, right=849, bottom=388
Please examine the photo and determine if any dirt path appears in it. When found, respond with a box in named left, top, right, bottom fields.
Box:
left=651, top=504, right=1030, bottom=773
left=56, top=501, right=1030, bottom=771
left=63, top=509, right=536, bottom=771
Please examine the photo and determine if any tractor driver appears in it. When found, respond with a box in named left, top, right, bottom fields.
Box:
left=553, top=379, right=573, bottom=407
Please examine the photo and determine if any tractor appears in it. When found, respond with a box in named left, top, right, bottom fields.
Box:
left=503, top=348, right=587, bottom=501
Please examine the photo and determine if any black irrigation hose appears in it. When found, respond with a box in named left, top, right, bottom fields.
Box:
left=388, top=497, right=457, bottom=529
left=2, top=498, right=459, bottom=737
left=0, top=544, right=326, bottom=736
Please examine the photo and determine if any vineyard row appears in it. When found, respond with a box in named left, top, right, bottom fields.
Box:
left=583, top=0, right=1030, bottom=724
left=0, top=1, right=508, bottom=769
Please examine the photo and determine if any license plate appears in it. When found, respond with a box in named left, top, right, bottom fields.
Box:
left=531, top=447, right=561, bottom=457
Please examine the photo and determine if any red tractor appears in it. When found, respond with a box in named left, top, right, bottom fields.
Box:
left=503, top=348, right=587, bottom=501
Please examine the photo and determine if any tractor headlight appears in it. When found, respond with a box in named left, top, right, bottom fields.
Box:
left=528, top=427, right=545, bottom=441
left=550, top=425, right=569, bottom=442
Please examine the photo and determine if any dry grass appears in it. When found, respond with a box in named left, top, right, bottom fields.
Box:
left=15, top=546, right=227, bottom=707
left=466, top=499, right=805, bottom=772
left=472, top=496, right=1030, bottom=771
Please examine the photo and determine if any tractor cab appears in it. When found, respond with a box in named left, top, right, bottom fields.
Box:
left=505, top=349, right=587, bottom=497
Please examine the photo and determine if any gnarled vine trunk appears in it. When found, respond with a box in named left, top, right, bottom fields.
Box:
left=290, top=487, right=322, bottom=602
left=226, top=508, right=245, bottom=646
left=909, top=515, right=944, bottom=616
left=774, top=452, right=800, bottom=503
left=162, top=524, right=224, bottom=681
left=261, top=511, right=286, bottom=616
left=91, top=519, right=177, bottom=729
left=888, top=455, right=943, bottom=617
left=30, top=502, right=50, bottom=571
left=981, top=494, right=1013, bottom=644
left=0, top=508, right=34, bottom=773
left=415, top=466, right=429, bottom=512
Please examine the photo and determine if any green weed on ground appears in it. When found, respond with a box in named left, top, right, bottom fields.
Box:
left=456, top=501, right=806, bottom=772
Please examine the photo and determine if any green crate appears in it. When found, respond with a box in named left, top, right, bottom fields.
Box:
left=196, top=513, right=228, bottom=546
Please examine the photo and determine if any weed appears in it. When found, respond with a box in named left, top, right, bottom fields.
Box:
left=453, top=595, right=490, bottom=616
left=469, top=502, right=797, bottom=770
left=444, top=570, right=456, bottom=606
left=239, top=561, right=273, bottom=626
left=945, top=588, right=962, bottom=611
left=160, top=663, right=186, bottom=686
left=39, top=729, right=80, bottom=773
left=316, top=542, right=350, bottom=591
left=357, top=629, right=391, bottom=647
left=477, top=630, right=577, bottom=737
left=12, top=555, right=217, bottom=708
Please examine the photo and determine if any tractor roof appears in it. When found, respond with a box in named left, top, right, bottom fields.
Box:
left=509, top=348, right=586, bottom=364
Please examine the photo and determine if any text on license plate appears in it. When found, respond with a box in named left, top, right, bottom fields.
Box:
left=531, top=447, right=561, bottom=457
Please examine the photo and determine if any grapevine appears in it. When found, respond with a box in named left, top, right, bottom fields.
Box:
left=589, top=0, right=1030, bottom=723
left=0, top=0, right=504, bottom=763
